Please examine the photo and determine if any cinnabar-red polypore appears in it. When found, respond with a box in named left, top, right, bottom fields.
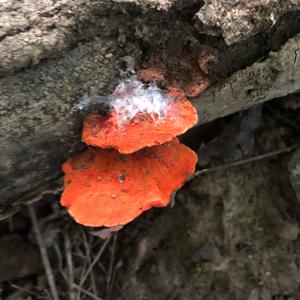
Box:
left=82, top=88, right=198, bottom=154
left=60, top=138, right=197, bottom=227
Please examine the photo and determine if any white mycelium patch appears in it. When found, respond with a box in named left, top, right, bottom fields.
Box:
left=110, top=78, right=173, bottom=123
left=74, top=77, right=174, bottom=125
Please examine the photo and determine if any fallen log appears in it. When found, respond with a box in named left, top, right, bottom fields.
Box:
left=0, top=0, right=300, bottom=211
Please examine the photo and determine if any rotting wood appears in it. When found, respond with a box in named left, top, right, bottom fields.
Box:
left=1, top=34, right=300, bottom=208
left=0, top=1, right=300, bottom=209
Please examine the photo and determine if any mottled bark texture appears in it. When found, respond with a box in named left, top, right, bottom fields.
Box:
left=193, top=34, right=300, bottom=123
left=197, top=0, right=300, bottom=45
left=0, top=0, right=300, bottom=208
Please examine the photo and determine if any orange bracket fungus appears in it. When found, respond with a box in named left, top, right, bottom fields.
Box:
left=61, top=77, right=198, bottom=228
left=81, top=78, right=198, bottom=153
left=61, top=139, right=197, bottom=227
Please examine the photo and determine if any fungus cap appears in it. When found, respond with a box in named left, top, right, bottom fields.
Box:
left=82, top=87, right=198, bottom=154
left=61, top=138, right=197, bottom=227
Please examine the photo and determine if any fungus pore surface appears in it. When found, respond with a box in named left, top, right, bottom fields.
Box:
left=60, top=138, right=197, bottom=227
left=82, top=79, right=198, bottom=153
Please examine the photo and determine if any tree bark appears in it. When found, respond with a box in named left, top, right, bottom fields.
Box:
left=193, top=34, right=300, bottom=123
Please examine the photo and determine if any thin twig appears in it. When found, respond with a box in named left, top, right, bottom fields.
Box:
left=28, top=205, right=60, bottom=300
left=75, top=245, right=88, bottom=300
left=97, top=262, right=128, bottom=300
left=64, top=230, right=75, bottom=300
left=195, top=145, right=298, bottom=176
left=72, top=284, right=104, bottom=300
left=106, top=233, right=117, bottom=300
left=10, top=284, right=40, bottom=297
left=54, top=242, right=63, bottom=273
left=108, top=260, right=123, bottom=300
left=80, top=236, right=111, bottom=287
left=82, top=230, right=98, bottom=296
